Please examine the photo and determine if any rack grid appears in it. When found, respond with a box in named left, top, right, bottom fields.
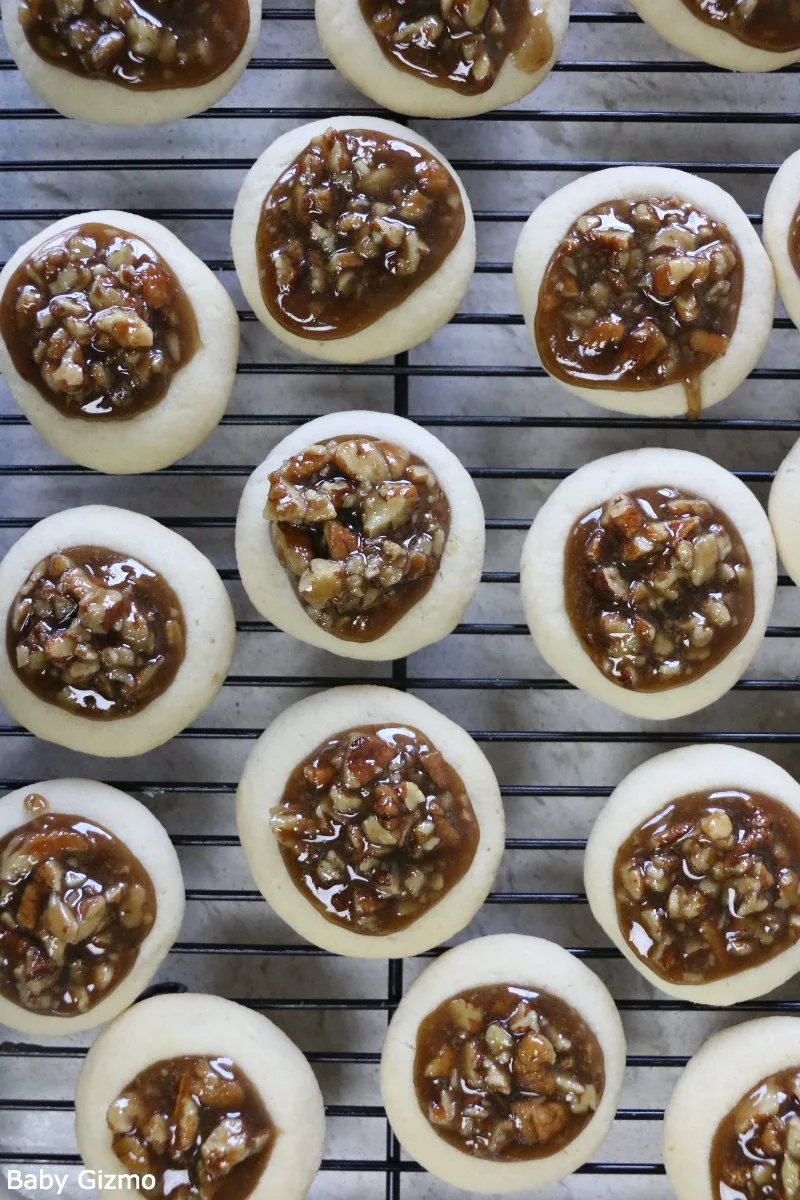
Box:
left=2, top=2, right=800, bottom=1196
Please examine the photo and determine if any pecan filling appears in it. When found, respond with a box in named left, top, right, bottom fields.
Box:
left=0, top=223, right=199, bottom=421
left=711, top=1067, right=800, bottom=1199
left=789, top=201, right=800, bottom=279
left=17, top=0, right=251, bottom=89
left=535, top=197, right=743, bottom=419
left=256, top=127, right=465, bottom=340
left=107, top=1056, right=274, bottom=1200
left=414, top=984, right=604, bottom=1161
left=266, top=435, right=450, bottom=642
left=680, top=0, right=800, bottom=53
left=358, top=0, right=553, bottom=94
left=7, top=545, right=186, bottom=720
left=615, top=790, right=800, bottom=986
left=270, top=724, right=478, bottom=935
left=0, top=801, right=155, bottom=1017
left=564, top=487, right=754, bottom=692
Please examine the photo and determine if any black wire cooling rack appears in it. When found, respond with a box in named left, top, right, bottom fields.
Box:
left=3, top=3, right=800, bottom=1197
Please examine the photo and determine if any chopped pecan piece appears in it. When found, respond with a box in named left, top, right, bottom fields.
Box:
left=512, top=1098, right=569, bottom=1145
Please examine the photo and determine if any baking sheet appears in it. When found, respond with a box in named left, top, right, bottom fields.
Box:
left=2, top=1, right=800, bottom=1196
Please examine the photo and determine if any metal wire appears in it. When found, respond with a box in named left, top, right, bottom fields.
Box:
left=2, top=2, right=799, bottom=1194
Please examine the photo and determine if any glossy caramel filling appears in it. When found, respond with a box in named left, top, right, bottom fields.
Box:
left=0, top=222, right=199, bottom=420
left=266, top=435, right=450, bottom=642
left=414, top=984, right=604, bottom=1160
left=17, top=0, right=251, bottom=90
left=680, top=0, right=800, bottom=53
left=711, top=1067, right=800, bottom=1198
left=256, top=127, right=465, bottom=340
left=0, top=801, right=155, bottom=1017
left=7, top=545, right=186, bottom=719
left=535, top=197, right=743, bottom=419
left=615, top=790, right=800, bottom=985
left=789, top=200, right=800, bottom=279
left=564, top=487, right=754, bottom=692
left=358, top=0, right=553, bottom=93
left=107, top=1056, right=274, bottom=1200
left=271, top=723, right=478, bottom=934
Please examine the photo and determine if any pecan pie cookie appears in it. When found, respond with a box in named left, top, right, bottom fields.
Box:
left=630, top=0, right=800, bottom=73
left=770, top=436, right=800, bottom=590
left=0, top=778, right=183, bottom=1036
left=514, top=166, right=775, bottom=417
left=316, top=0, right=570, bottom=117
left=764, top=148, right=800, bottom=333
left=0, top=212, right=239, bottom=473
left=0, top=505, right=236, bottom=756
left=237, top=686, right=505, bottom=958
left=231, top=116, right=476, bottom=363
left=236, top=410, right=484, bottom=660
left=665, top=1017, right=800, bottom=1200
left=520, top=448, right=777, bottom=720
left=585, top=744, right=800, bottom=1006
left=1, top=0, right=262, bottom=124
left=75, top=993, right=326, bottom=1200
left=380, top=934, right=626, bottom=1192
